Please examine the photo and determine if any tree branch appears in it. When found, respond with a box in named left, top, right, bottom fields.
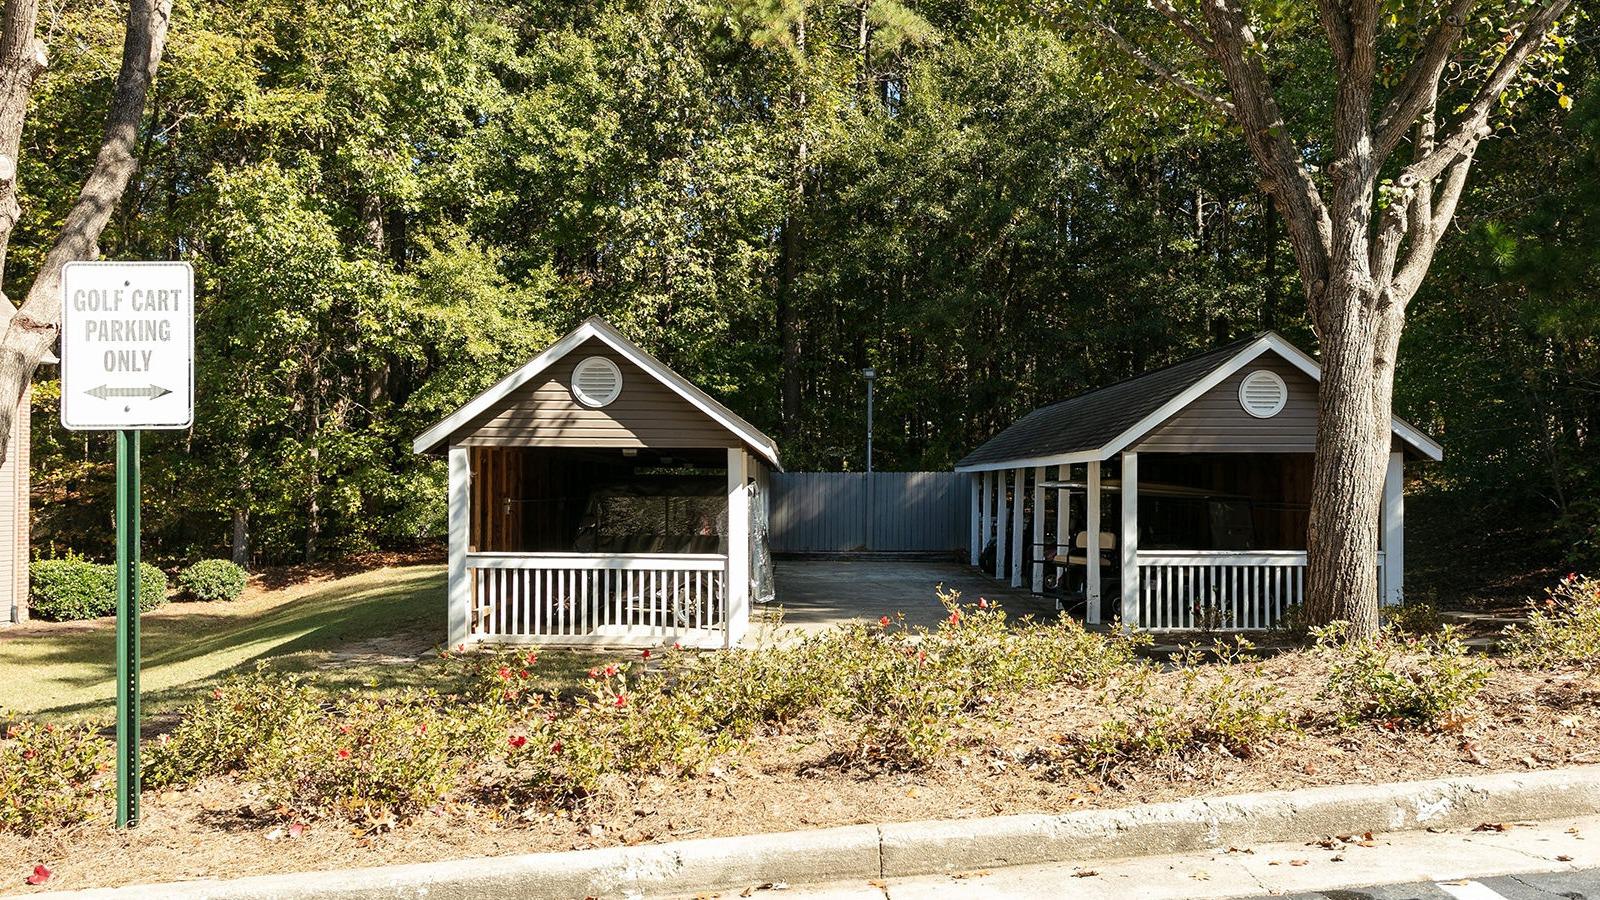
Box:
left=1373, top=0, right=1476, bottom=165
left=1090, top=18, right=1235, bottom=117
left=1146, top=0, right=1218, bottom=60
left=1402, top=0, right=1571, bottom=187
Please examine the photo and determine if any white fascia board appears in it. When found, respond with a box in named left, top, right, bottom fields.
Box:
left=1262, top=334, right=1444, bottom=462
left=411, top=321, right=602, bottom=455
left=412, top=318, right=783, bottom=470
left=954, top=450, right=1102, bottom=474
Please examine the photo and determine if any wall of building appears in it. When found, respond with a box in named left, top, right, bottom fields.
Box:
left=1, top=386, right=29, bottom=625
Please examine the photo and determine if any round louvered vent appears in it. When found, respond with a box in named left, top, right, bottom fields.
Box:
left=1238, top=370, right=1288, bottom=418
left=571, top=356, right=622, bottom=407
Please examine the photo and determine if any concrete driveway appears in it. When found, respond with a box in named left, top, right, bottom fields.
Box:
left=754, top=558, right=1058, bottom=639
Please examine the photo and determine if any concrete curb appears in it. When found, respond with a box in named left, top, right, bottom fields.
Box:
left=49, top=766, right=1600, bottom=899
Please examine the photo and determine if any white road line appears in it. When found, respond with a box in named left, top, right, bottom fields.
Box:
left=1436, top=880, right=1512, bottom=900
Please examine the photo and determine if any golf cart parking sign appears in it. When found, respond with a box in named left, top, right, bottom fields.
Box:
left=60, top=261, right=194, bottom=431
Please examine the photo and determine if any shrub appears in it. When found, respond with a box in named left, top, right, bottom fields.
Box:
left=27, top=557, right=166, bottom=620
left=1072, top=640, right=1293, bottom=773
left=0, top=716, right=112, bottom=834
left=29, top=555, right=111, bottom=620
left=1315, top=623, right=1489, bottom=730
left=178, top=559, right=249, bottom=602
left=145, top=668, right=326, bottom=787
left=1505, top=573, right=1600, bottom=669
left=256, top=695, right=459, bottom=828
left=1382, top=598, right=1444, bottom=636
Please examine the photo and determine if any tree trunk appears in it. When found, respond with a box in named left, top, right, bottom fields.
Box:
left=1303, top=293, right=1394, bottom=636
left=231, top=507, right=249, bottom=566
left=0, top=0, right=171, bottom=468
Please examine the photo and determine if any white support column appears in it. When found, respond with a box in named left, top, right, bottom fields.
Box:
left=1055, top=463, right=1071, bottom=560
left=1086, top=460, right=1102, bottom=624
left=969, top=474, right=981, bottom=567
left=972, top=470, right=985, bottom=566
left=1030, top=466, right=1046, bottom=593
left=726, top=448, right=751, bottom=647
left=1120, top=451, right=1140, bottom=627
left=1010, top=467, right=1025, bottom=588
left=447, top=445, right=470, bottom=647
left=994, top=470, right=1009, bottom=580
left=1382, top=451, right=1405, bottom=607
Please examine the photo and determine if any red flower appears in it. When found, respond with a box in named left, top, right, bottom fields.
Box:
left=879, top=616, right=891, bottom=627
left=603, top=664, right=618, bottom=677
left=336, top=748, right=351, bottom=760
left=948, top=610, right=962, bottom=625
left=641, top=649, right=651, bottom=660
left=211, top=688, right=224, bottom=700
left=418, top=723, right=428, bottom=734
left=978, top=598, right=988, bottom=609
left=526, top=652, right=538, bottom=665
left=287, top=822, right=307, bottom=839
left=917, top=650, right=927, bottom=664
left=22, top=749, right=34, bottom=760
left=545, top=711, right=558, bottom=723
left=508, top=735, right=528, bottom=749
left=673, top=641, right=683, bottom=651
left=588, top=667, right=601, bottom=680
left=518, top=669, right=530, bottom=680
left=25, top=865, right=51, bottom=886
left=614, top=694, right=628, bottom=708
left=497, top=666, right=511, bottom=680
left=550, top=740, right=564, bottom=754
left=457, top=644, right=465, bottom=652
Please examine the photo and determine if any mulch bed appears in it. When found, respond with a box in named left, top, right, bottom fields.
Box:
left=6, top=653, right=1598, bottom=895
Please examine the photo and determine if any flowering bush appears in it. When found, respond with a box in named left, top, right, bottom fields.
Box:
left=1071, top=639, right=1292, bottom=772
left=0, top=716, right=112, bottom=834
left=1505, top=573, right=1600, bottom=669
left=144, top=668, right=325, bottom=787
left=178, top=559, right=249, bottom=602
left=1315, top=623, right=1489, bottom=730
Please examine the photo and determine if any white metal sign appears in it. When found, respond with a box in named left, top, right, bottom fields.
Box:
left=60, top=261, right=194, bottom=431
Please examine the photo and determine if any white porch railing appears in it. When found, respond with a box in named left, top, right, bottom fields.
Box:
left=1136, top=551, right=1386, bottom=631
left=465, top=553, right=728, bottom=648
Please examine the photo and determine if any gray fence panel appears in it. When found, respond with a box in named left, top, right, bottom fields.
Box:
left=771, top=471, right=967, bottom=553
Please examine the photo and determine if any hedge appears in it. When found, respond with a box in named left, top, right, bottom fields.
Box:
left=177, top=559, right=249, bottom=602
left=28, top=558, right=168, bottom=621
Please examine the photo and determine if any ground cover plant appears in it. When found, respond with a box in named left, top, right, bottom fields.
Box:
left=8, top=574, right=1600, bottom=891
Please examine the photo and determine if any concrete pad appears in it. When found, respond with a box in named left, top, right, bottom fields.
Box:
left=760, top=559, right=1055, bottom=639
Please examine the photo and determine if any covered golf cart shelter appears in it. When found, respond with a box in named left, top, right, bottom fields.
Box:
left=414, top=317, right=780, bottom=649
left=956, top=332, right=1442, bottom=631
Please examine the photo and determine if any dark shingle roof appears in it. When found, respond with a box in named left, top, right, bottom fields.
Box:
left=956, top=335, right=1264, bottom=469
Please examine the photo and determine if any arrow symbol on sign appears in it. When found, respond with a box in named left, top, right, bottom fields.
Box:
left=86, top=384, right=172, bottom=400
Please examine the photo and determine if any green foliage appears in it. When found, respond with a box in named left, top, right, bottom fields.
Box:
left=1381, top=598, right=1445, bottom=636
left=145, top=668, right=327, bottom=787
left=177, top=559, right=250, bottom=602
left=28, top=556, right=166, bottom=620
left=1071, top=640, right=1294, bottom=772
left=0, top=717, right=112, bottom=834
left=1314, top=624, right=1490, bottom=730
left=1505, top=573, right=1600, bottom=669
left=28, top=555, right=111, bottom=621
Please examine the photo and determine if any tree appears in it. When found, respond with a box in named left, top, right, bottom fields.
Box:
left=0, top=0, right=172, bottom=467
left=1078, top=0, right=1579, bottom=636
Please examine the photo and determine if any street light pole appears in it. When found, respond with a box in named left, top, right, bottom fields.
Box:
left=862, top=367, right=875, bottom=474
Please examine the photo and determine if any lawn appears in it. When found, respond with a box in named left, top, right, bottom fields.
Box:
left=0, top=563, right=588, bottom=722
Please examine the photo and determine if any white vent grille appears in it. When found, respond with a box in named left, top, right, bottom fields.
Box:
left=571, top=356, right=623, bottom=408
left=1238, top=370, right=1288, bottom=418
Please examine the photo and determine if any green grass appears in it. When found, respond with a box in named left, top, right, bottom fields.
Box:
left=0, top=564, right=591, bottom=723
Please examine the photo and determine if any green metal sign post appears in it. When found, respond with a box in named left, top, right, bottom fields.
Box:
left=60, top=261, right=194, bottom=831
left=114, top=429, right=141, bottom=828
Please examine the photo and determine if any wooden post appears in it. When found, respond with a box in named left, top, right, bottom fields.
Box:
left=1030, top=465, right=1045, bottom=593
left=447, top=445, right=470, bottom=648
left=1120, top=451, right=1140, bottom=627
left=994, top=470, right=1009, bottom=580
left=1086, top=460, right=1102, bottom=624
left=1010, top=467, right=1025, bottom=588
left=726, top=448, right=751, bottom=647
left=970, top=474, right=982, bottom=566
left=1382, top=451, right=1404, bottom=607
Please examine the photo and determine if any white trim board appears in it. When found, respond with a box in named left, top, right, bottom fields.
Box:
left=954, top=332, right=1443, bottom=472
left=412, top=317, right=782, bottom=469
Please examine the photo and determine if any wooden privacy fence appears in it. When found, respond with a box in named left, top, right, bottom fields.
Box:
left=769, top=472, right=967, bottom=554
left=465, top=553, right=728, bottom=648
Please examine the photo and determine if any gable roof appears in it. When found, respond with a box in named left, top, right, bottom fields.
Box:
left=413, top=317, right=781, bottom=469
left=955, top=331, right=1443, bottom=472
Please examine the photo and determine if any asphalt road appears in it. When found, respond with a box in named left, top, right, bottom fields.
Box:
left=1264, top=872, right=1597, bottom=899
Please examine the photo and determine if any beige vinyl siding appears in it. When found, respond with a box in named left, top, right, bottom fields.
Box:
left=456, top=338, right=738, bottom=450
left=1135, top=355, right=1318, bottom=453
